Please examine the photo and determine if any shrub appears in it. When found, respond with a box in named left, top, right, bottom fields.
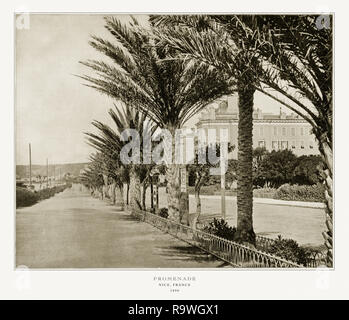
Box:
left=267, top=235, right=308, bottom=266
left=16, top=188, right=39, bottom=208
left=16, top=184, right=71, bottom=208
left=203, top=218, right=236, bottom=241
left=253, top=187, right=276, bottom=199
left=292, top=155, right=323, bottom=185
left=275, top=183, right=325, bottom=202
left=188, top=185, right=231, bottom=195
left=157, top=207, right=169, bottom=219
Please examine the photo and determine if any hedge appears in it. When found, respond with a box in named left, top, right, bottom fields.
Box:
left=188, top=183, right=325, bottom=203
left=16, top=184, right=71, bottom=208
left=274, top=183, right=325, bottom=203
left=16, top=188, right=40, bottom=208
left=253, top=187, right=276, bottom=199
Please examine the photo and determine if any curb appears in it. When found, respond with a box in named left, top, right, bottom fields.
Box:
left=188, top=194, right=325, bottom=209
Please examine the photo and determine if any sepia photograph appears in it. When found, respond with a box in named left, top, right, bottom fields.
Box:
left=15, top=13, right=333, bottom=270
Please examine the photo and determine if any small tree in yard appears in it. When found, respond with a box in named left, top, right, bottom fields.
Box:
left=292, top=155, right=323, bottom=186
left=226, top=159, right=238, bottom=189
left=188, top=147, right=216, bottom=230
left=259, top=150, right=297, bottom=189
left=252, top=147, right=268, bottom=188
left=188, top=143, right=234, bottom=229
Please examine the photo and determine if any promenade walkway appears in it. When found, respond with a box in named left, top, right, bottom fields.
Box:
left=16, top=187, right=225, bottom=268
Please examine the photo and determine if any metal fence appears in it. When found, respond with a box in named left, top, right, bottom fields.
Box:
left=255, top=235, right=276, bottom=252
left=127, top=206, right=301, bottom=268
left=255, top=235, right=327, bottom=267
left=303, top=250, right=327, bottom=268
left=196, top=213, right=326, bottom=268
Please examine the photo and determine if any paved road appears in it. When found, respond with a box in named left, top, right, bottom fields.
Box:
left=145, top=188, right=326, bottom=247
left=16, top=186, right=225, bottom=268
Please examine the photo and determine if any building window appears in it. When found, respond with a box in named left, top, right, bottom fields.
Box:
left=274, top=127, right=277, bottom=136
left=301, top=128, right=304, bottom=136
left=310, top=142, right=314, bottom=149
left=272, top=141, right=278, bottom=150
left=291, top=128, right=295, bottom=136
left=291, top=141, right=296, bottom=149
left=258, top=140, right=265, bottom=148
left=282, top=127, right=286, bottom=136
left=259, top=127, right=264, bottom=136
left=301, top=141, right=305, bottom=149
left=281, top=141, right=288, bottom=150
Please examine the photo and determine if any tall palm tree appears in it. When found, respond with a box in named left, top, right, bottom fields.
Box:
left=79, top=16, right=232, bottom=221
left=151, top=15, right=263, bottom=244
left=248, top=15, right=333, bottom=266
left=152, top=15, right=333, bottom=263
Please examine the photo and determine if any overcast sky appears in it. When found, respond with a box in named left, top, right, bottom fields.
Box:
left=16, top=14, right=287, bottom=165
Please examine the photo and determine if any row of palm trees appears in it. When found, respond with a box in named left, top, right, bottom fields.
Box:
left=79, top=15, right=333, bottom=266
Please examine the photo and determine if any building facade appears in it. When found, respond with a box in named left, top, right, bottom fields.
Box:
left=196, top=95, right=319, bottom=158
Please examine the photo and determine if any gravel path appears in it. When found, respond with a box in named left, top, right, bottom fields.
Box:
left=16, top=186, right=226, bottom=268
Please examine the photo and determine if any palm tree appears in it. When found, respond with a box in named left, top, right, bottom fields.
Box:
left=79, top=16, right=232, bottom=221
left=152, top=15, right=333, bottom=264
left=151, top=15, right=263, bottom=244
left=86, top=104, right=154, bottom=210
left=248, top=15, right=333, bottom=266
left=80, top=153, right=105, bottom=198
left=89, top=143, right=126, bottom=208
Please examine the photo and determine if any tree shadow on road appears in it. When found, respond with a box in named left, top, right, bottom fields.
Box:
left=155, top=245, right=231, bottom=268
left=115, top=213, right=144, bottom=222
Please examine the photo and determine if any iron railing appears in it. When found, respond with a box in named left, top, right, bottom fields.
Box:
left=126, top=206, right=301, bottom=268
left=304, top=250, right=327, bottom=267
left=255, top=235, right=276, bottom=252
left=196, top=213, right=326, bottom=268
left=255, top=235, right=326, bottom=267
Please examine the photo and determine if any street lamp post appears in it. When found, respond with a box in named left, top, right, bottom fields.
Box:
left=221, top=159, right=226, bottom=220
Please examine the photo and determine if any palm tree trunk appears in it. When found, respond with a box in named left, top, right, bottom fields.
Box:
left=129, top=166, right=141, bottom=210
left=126, top=183, right=129, bottom=205
left=154, top=183, right=159, bottom=212
left=150, top=178, right=154, bottom=210
left=166, top=127, right=181, bottom=222
left=111, top=181, right=116, bottom=204
left=115, top=184, right=124, bottom=210
left=235, top=82, right=256, bottom=246
left=102, top=174, right=108, bottom=200
left=179, top=166, right=189, bottom=224
left=192, top=185, right=201, bottom=230
left=318, top=134, right=333, bottom=267
left=98, top=187, right=103, bottom=200
left=166, top=163, right=181, bottom=221
left=142, top=180, right=147, bottom=210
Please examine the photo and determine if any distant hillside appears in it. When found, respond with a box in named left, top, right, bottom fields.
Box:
left=16, top=163, right=89, bottom=179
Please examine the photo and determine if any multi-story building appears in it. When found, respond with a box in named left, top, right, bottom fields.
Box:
left=196, top=95, right=319, bottom=158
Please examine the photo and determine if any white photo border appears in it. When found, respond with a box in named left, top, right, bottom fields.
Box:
left=1, top=0, right=347, bottom=300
